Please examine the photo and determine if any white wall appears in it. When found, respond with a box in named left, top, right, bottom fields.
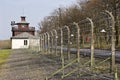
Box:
left=12, top=39, right=29, bottom=49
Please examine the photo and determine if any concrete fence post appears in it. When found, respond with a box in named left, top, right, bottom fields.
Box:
left=105, top=10, right=116, bottom=73
left=87, top=18, right=95, bottom=68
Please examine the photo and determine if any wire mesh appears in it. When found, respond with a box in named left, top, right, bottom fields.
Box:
left=94, top=13, right=112, bottom=50
left=78, top=19, right=91, bottom=49
left=37, top=10, right=119, bottom=80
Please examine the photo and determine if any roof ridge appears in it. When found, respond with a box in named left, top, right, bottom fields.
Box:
left=11, top=32, right=38, bottom=39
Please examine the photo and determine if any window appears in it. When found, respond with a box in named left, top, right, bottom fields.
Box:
left=24, top=40, right=27, bottom=45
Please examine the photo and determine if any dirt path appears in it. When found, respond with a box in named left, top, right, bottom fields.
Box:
left=0, top=49, right=46, bottom=80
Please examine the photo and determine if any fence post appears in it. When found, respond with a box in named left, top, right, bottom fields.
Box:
left=64, top=26, right=71, bottom=60
left=47, top=32, right=50, bottom=54
left=50, top=31, right=54, bottom=54
left=53, top=29, right=58, bottom=56
left=41, top=34, right=44, bottom=53
left=105, top=10, right=116, bottom=73
left=41, top=34, right=43, bottom=52
left=43, top=34, right=46, bottom=53
left=60, top=28, right=64, bottom=78
left=39, top=35, right=41, bottom=51
left=73, top=22, right=80, bottom=77
left=87, top=18, right=95, bottom=68
left=114, top=66, right=118, bottom=80
left=44, top=33, right=47, bottom=54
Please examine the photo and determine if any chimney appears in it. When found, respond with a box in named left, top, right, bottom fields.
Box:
left=21, top=16, right=26, bottom=21
left=11, top=21, right=16, bottom=26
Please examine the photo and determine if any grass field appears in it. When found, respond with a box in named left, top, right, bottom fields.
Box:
left=0, top=49, right=11, bottom=66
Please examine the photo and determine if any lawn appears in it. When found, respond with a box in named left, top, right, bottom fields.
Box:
left=0, top=49, right=11, bottom=66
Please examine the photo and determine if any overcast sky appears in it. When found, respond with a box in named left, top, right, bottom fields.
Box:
left=0, top=0, right=77, bottom=40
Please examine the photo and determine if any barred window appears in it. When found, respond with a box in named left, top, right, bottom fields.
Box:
left=24, top=40, right=27, bottom=45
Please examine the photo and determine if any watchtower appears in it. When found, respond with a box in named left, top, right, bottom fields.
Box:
left=11, top=16, right=35, bottom=36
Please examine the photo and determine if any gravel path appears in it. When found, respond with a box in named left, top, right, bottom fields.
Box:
left=0, top=49, right=114, bottom=80
left=0, top=49, right=46, bottom=80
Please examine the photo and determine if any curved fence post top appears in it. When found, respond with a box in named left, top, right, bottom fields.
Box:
left=73, top=22, right=80, bottom=29
left=64, top=25, right=69, bottom=28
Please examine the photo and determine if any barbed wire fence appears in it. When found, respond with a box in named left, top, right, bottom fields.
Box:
left=30, top=10, right=119, bottom=80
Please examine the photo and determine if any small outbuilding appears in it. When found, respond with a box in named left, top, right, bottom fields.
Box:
left=11, top=32, right=39, bottom=49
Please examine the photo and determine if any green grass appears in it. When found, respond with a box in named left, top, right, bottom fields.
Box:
left=0, top=49, right=11, bottom=66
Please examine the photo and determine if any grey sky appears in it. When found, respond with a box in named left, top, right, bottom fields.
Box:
left=0, top=0, right=76, bottom=40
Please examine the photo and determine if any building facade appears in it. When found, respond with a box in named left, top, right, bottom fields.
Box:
left=11, top=16, right=39, bottom=49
